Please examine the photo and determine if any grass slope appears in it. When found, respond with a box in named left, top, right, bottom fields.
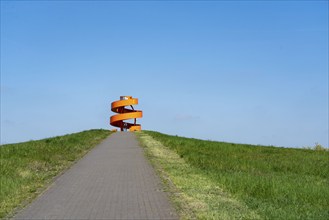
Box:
left=138, top=131, right=329, bottom=219
left=0, top=129, right=110, bottom=218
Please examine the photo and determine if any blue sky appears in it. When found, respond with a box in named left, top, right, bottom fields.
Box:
left=1, top=1, right=328, bottom=148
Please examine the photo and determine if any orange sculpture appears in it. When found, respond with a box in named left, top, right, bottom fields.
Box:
left=110, top=96, right=143, bottom=131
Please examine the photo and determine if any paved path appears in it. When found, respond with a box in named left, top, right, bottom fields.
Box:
left=14, top=132, right=178, bottom=219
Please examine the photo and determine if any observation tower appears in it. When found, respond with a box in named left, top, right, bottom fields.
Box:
left=110, top=96, right=143, bottom=131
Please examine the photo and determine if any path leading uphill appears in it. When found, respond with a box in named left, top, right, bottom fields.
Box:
left=14, top=132, right=178, bottom=219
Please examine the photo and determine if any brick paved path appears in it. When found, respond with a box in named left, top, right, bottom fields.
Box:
left=14, top=132, right=178, bottom=219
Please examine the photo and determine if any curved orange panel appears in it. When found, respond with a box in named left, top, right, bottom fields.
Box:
left=110, top=96, right=143, bottom=131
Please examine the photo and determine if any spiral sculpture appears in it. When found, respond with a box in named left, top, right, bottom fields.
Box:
left=110, top=96, right=143, bottom=131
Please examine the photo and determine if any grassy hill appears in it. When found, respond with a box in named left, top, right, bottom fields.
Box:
left=0, top=129, right=110, bottom=218
left=137, top=131, right=329, bottom=219
left=1, top=129, right=328, bottom=219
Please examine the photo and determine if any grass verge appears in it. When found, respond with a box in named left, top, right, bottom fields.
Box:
left=137, top=131, right=329, bottom=219
left=0, top=129, right=111, bottom=218
left=137, top=131, right=260, bottom=219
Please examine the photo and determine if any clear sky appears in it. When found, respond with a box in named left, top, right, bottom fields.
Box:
left=1, top=1, right=328, bottom=148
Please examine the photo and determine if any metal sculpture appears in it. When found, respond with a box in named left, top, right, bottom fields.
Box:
left=110, top=96, right=143, bottom=131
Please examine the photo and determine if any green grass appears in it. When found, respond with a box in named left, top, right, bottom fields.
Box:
left=138, top=131, right=329, bottom=219
left=0, top=129, right=110, bottom=218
